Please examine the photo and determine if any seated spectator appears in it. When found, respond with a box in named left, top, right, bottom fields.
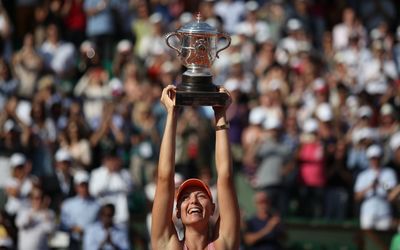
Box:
left=15, top=187, right=56, bottom=250
left=243, top=191, right=285, bottom=250
left=60, top=171, right=99, bottom=250
left=354, top=144, right=397, bottom=230
left=83, top=203, right=129, bottom=250
left=89, top=150, right=133, bottom=227
left=4, top=153, right=35, bottom=218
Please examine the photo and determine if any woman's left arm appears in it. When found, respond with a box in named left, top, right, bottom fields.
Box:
left=213, top=88, right=241, bottom=249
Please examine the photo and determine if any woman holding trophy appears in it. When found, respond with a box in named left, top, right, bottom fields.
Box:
left=150, top=84, right=241, bottom=250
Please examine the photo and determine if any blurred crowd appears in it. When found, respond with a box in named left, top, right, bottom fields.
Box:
left=1, top=0, right=400, bottom=249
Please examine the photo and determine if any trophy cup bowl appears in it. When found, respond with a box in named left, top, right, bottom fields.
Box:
left=165, top=14, right=231, bottom=106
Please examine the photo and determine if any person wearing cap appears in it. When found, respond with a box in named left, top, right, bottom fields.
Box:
left=60, top=170, right=100, bottom=250
left=354, top=144, right=397, bottom=230
left=347, top=127, right=378, bottom=176
left=112, top=39, right=134, bottom=78
left=15, top=186, right=56, bottom=250
left=296, top=118, right=326, bottom=218
left=89, top=150, right=133, bottom=227
left=4, top=153, right=34, bottom=217
left=241, top=107, right=267, bottom=184
left=245, top=115, right=293, bottom=214
left=136, top=12, right=169, bottom=61
left=378, top=103, right=399, bottom=143
left=40, top=148, right=75, bottom=213
left=151, top=85, right=240, bottom=250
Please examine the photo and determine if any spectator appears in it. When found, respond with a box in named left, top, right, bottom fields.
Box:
left=83, top=0, right=115, bottom=61
left=112, top=39, right=135, bottom=79
left=73, top=53, right=110, bottom=130
left=4, top=153, right=34, bottom=218
left=296, top=118, right=326, bottom=218
left=60, top=170, right=100, bottom=250
left=131, top=0, right=153, bottom=56
left=40, top=148, right=75, bottom=213
left=89, top=150, right=133, bottom=227
left=38, top=23, right=76, bottom=78
left=243, top=191, right=285, bottom=250
left=136, top=12, right=169, bottom=62
left=248, top=115, right=293, bottom=214
left=324, top=139, right=352, bottom=220
left=129, top=101, right=159, bottom=187
left=332, top=7, right=366, bottom=51
left=11, top=33, right=43, bottom=99
left=224, top=80, right=250, bottom=167
left=347, top=126, right=378, bottom=177
left=0, top=59, right=18, bottom=111
left=213, top=0, right=245, bottom=35
left=29, top=99, right=57, bottom=177
left=83, top=203, right=130, bottom=250
left=59, top=120, right=92, bottom=170
left=15, top=187, right=56, bottom=250
left=0, top=98, right=31, bottom=184
left=61, top=0, right=86, bottom=47
left=236, top=1, right=271, bottom=45
left=354, top=144, right=397, bottom=230
left=242, top=107, right=267, bottom=185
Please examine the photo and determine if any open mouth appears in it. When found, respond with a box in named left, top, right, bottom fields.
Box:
left=188, top=207, right=203, bottom=215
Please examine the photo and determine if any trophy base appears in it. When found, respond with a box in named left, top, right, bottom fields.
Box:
left=174, top=90, right=229, bottom=106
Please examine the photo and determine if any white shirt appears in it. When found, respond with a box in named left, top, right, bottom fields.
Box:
left=214, top=1, right=246, bottom=34
left=354, top=167, right=397, bottom=224
left=16, top=208, right=55, bottom=250
left=5, top=177, right=33, bottom=215
left=89, top=166, right=133, bottom=225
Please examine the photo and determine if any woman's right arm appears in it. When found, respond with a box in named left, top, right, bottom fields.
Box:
left=151, top=85, right=178, bottom=249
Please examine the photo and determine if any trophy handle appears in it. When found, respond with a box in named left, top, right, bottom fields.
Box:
left=165, top=32, right=181, bottom=56
left=216, top=32, right=231, bottom=58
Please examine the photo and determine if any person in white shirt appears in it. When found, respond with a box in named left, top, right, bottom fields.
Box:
left=4, top=153, right=34, bottom=217
left=15, top=186, right=55, bottom=250
left=354, top=144, right=397, bottom=230
left=89, top=151, right=133, bottom=227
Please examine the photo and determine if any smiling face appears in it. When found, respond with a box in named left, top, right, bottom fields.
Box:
left=177, top=186, right=215, bottom=226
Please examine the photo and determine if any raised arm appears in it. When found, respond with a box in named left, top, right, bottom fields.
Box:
left=213, top=88, right=241, bottom=250
left=151, top=85, right=179, bottom=249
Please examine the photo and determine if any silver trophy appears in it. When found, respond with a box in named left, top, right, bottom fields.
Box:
left=165, top=13, right=231, bottom=106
